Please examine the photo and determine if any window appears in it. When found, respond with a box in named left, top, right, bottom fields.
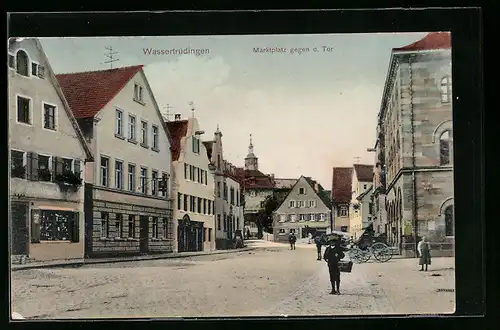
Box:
left=308, top=200, right=316, bottom=208
left=279, top=214, right=286, bottom=222
left=340, top=206, right=348, bottom=217
left=115, top=214, right=123, bottom=238
left=114, top=161, right=123, bottom=189
left=32, top=62, right=40, bottom=76
left=208, top=228, right=212, bottom=242
left=177, top=193, right=182, bottom=210
left=152, top=217, right=158, bottom=238
left=236, top=191, right=239, bottom=206
left=279, top=229, right=286, bottom=234
left=297, top=201, right=305, bottom=208
left=223, top=214, right=227, bottom=231
left=162, top=218, right=168, bottom=238
left=204, top=171, right=207, bottom=185
left=208, top=200, right=212, bottom=215
left=309, top=214, right=315, bottom=221
left=183, top=194, right=188, bottom=211
left=440, top=131, right=453, bottom=165
left=38, top=155, right=51, bottom=182
left=289, top=200, right=296, bottom=208
left=152, top=125, right=159, bottom=150
left=289, top=229, right=296, bottom=234
left=203, top=199, right=207, bottom=214
left=11, top=150, right=26, bottom=178
left=38, top=210, right=79, bottom=242
left=223, top=183, right=228, bottom=200
left=128, top=115, right=136, bottom=141
left=140, top=167, right=148, bottom=194
left=151, top=170, right=158, bottom=195
left=299, top=187, right=305, bottom=194
left=16, top=50, right=29, bottom=76
left=115, top=109, right=123, bottom=136
left=134, top=84, right=143, bottom=102
left=197, top=197, right=202, bottom=213
left=100, top=157, right=109, bottom=186
left=440, top=76, right=452, bottom=103
left=320, top=214, right=326, bottom=221
left=128, top=164, right=136, bottom=191
left=43, top=103, right=56, bottom=130
left=192, top=136, right=200, bottom=153
left=101, top=212, right=109, bottom=238
left=61, top=158, right=73, bottom=174
left=445, top=206, right=454, bottom=237
left=364, top=184, right=367, bottom=190
left=184, top=163, right=189, bottom=179
left=8, top=53, right=15, bottom=69
left=217, top=182, right=221, bottom=197
left=17, top=96, right=31, bottom=124
left=160, top=173, right=168, bottom=197
left=188, top=196, right=193, bottom=212
left=217, top=214, right=221, bottom=230
left=128, top=215, right=136, bottom=238
left=299, top=214, right=306, bottom=221
left=141, top=121, right=148, bottom=145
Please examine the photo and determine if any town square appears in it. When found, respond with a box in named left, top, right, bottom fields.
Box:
left=9, top=31, right=455, bottom=318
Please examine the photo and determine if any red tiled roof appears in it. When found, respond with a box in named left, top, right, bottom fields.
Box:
left=235, top=167, right=275, bottom=189
left=353, top=164, right=373, bottom=182
left=393, top=32, right=451, bottom=52
left=166, top=120, right=189, bottom=161
left=56, top=65, right=144, bottom=119
left=331, top=167, right=353, bottom=203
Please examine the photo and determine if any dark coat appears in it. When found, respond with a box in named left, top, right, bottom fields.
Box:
left=289, top=234, right=296, bottom=243
left=324, top=246, right=345, bottom=268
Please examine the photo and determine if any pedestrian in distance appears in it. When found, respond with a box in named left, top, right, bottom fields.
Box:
left=314, top=234, right=322, bottom=260
left=289, top=232, right=297, bottom=250
left=418, top=236, right=431, bottom=271
left=323, top=240, right=345, bottom=295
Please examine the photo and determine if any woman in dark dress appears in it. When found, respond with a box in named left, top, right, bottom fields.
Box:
left=418, top=236, right=431, bottom=271
left=324, top=240, right=345, bottom=294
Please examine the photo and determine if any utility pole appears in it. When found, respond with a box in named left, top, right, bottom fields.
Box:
left=163, top=104, right=173, bottom=122
left=104, top=46, right=119, bottom=69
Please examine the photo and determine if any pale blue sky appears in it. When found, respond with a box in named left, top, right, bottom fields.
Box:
left=40, top=33, right=427, bottom=190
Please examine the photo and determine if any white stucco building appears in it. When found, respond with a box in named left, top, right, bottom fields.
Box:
left=349, top=164, right=374, bottom=239
left=167, top=116, right=215, bottom=252
left=8, top=38, right=93, bottom=262
left=203, top=128, right=244, bottom=249
left=57, top=65, right=174, bottom=257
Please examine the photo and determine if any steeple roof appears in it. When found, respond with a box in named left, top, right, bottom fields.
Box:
left=245, top=133, right=257, bottom=159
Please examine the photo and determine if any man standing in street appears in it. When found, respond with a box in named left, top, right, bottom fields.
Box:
left=323, top=240, right=345, bottom=295
left=289, top=232, right=297, bottom=250
left=314, top=234, right=322, bottom=260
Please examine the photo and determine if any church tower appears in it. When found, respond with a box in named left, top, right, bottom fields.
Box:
left=244, top=134, right=259, bottom=171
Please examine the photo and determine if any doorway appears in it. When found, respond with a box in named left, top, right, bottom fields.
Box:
left=139, top=215, right=149, bottom=254
left=11, top=202, right=29, bottom=255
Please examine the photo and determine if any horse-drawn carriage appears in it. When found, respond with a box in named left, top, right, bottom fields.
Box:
left=320, top=225, right=393, bottom=264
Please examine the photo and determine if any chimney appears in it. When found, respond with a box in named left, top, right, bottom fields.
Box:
left=174, top=114, right=181, bottom=121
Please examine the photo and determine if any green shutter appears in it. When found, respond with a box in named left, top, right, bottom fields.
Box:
left=71, top=213, right=80, bottom=242
left=74, top=159, right=81, bottom=178
left=31, top=209, right=41, bottom=243
left=29, top=152, right=39, bottom=181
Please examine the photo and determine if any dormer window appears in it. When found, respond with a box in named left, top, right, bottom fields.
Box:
left=299, top=187, right=305, bottom=195
left=16, top=50, right=29, bottom=76
left=192, top=136, right=200, bottom=154
left=134, top=84, right=144, bottom=103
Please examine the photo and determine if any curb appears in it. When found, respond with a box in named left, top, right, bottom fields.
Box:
left=11, top=247, right=258, bottom=271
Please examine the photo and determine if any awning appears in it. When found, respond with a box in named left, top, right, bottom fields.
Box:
left=37, top=206, right=78, bottom=211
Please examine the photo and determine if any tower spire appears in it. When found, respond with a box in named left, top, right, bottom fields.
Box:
left=244, top=133, right=258, bottom=171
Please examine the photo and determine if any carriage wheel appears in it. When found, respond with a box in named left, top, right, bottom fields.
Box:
left=370, top=242, right=388, bottom=252
left=374, top=248, right=393, bottom=263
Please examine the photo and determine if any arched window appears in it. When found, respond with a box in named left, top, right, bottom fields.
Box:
left=444, top=205, right=454, bottom=236
left=440, top=76, right=452, bottom=103
left=440, top=130, right=453, bottom=165
left=16, top=50, right=29, bottom=76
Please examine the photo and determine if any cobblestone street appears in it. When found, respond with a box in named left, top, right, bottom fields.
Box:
left=11, top=242, right=455, bottom=319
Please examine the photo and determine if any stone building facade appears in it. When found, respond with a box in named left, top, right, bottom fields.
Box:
left=57, top=65, right=174, bottom=257
left=378, top=32, right=454, bottom=256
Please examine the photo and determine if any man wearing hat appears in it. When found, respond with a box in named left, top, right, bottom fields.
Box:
left=323, top=239, right=345, bottom=295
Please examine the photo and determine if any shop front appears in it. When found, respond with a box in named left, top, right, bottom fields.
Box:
left=178, top=214, right=204, bottom=252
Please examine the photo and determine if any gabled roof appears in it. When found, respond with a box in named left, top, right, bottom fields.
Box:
left=331, top=167, right=353, bottom=203
left=393, top=32, right=451, bottom=52
left=166, top=120, right=189, bottom=161
left=29, top=39, right=93, bottom=161
left=276, top=176, right=331, bottom=211
left=235, top=167, right=274, bottom=189
left=56, top=65, right=143, bottom=119
left=353, top=164, right=373, bottom=182
left=274, top=178, right=297, bottom=189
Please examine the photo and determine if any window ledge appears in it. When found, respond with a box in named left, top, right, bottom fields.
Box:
left=115, top=134, right=125, bottom=140
left=133, top=98, right=146, bottom=106
left=114, top=237, right=128, bottom=241
left=128, top=138, right=138, bottom=144
left=127, top=238, right=139, bottom=241
left=38, top=240, right=72, bottom=244
left=140, top=143, right=149, bottom=149
left=151, top=147, right=160, bottom=153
